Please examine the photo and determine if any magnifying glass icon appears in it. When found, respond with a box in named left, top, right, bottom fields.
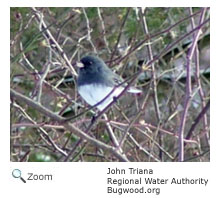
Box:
left=12, top=169, right=26, bottom=183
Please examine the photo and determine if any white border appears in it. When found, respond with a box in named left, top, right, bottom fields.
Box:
left=2, top=1, right=219, bottom=197
left=10, top=0, right=211, bottom=7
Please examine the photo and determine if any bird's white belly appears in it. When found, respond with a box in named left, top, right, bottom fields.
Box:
left=78, top=84, right=124, bottom=111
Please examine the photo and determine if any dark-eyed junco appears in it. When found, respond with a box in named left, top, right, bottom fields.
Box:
left=76, top=55, right=142, bottom=111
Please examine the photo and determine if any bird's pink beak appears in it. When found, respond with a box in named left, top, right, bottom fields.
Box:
left=76, top=61, right=84, bottom=68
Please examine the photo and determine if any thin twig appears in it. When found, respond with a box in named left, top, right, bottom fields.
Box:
left=82, top=8, right=97, bottom=54
left=103, top=114, right=127, bottom=159
left=185, top=100, right=210, bottom=141
left=97, top=8, right=111, bottom=53
left=177, top=8, right=207, bottom=161
left=189, top=7, right=209, bottom=146
left=109, top=8, right=131, bottom=66
left=139, top=7, right=163, bottom=160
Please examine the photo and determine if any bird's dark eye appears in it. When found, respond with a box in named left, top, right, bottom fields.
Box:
left=84, top=60, right=93, bottom=66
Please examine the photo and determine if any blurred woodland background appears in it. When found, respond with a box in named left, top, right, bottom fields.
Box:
left=10, top=7, right=210, bottom=162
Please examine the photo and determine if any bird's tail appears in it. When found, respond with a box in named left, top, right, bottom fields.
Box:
left=127, top=87, right=142, bottom=94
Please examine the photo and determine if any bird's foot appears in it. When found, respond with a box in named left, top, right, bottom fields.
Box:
left=113, top=96, right=117, bottom=103
left=91, top=115, right=97, bottom=124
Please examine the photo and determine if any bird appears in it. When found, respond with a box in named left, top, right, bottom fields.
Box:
left=76, top=55, right=142, bottom=111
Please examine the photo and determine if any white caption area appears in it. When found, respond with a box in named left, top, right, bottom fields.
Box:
left=8, top=163, right=213, bottom=198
